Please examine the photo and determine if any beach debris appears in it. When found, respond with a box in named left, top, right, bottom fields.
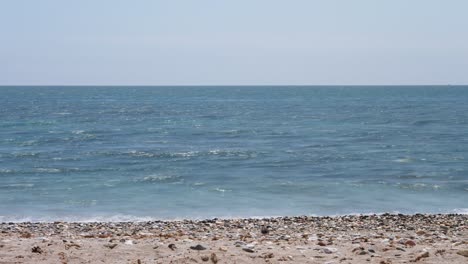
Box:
left=412, top=251, right=429, bottom=262
left=190, top=244, right=207, bottom=250
left=210, top=253, right=219, bottom=263
left=457, top=250, right=468, bottom=257
left=261, top=226, right=269, bottom=235
left=104, top=243, right=118, bottom=249
left=201, top=255, right=209, bottom=261
left=124, top=240, right=134, bottom=245
left=31, top=246, right=43, bottom=254
left=168, top=243, right=177, bottom=251
left=405, top=240, right=416, bottom=247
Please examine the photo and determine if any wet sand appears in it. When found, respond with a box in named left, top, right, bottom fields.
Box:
left=0, top=214, right=467, bottom=263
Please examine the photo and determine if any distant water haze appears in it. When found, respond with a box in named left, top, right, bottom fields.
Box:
left=0, top=86, right=467, bottom=222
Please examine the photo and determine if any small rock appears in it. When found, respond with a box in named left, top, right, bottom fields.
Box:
left=219, top=247, right=227, bottom=252
left=124, top=240, right=134, bottom=245
left=405, top=240, right=416, bottom=247
left=317, top=241, right=327, bottom=246
left=413, top=252, right=429, bottom=262
left=201, top=255, right=209, bottom=261
left=260, top=252, right=274, bottom=259
left=322, top=247, right=337, bottom=254
left=32, top=246, right=43, bottom=254
left=104, top=243, right=118, bottom=249
left=20, top=232, right=32, bottom=238
left=191, top=244, right=207, bottom=250
left=210, top=253, right=219, bottom=263
left=416, top=230, right=426, bottom=236
left=457, top=250, right=468, bottom=257
left=168, top=244, right=177, bottom=251
left=261, top=226, right=269, bottom=235
left=242, top=248, right=255, bottom=253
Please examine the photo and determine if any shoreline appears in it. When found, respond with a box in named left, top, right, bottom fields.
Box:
left=1, top=214, right=467, bottom=263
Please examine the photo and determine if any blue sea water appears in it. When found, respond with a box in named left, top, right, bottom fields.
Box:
left=0, top=86, right=467, bottom=222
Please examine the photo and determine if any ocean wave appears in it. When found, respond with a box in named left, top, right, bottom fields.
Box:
left=35, top=168, right=62, bottom=173
left=1, top=209, right=467, bottom=223
left=0, top=183, right=35, bottom=189
left=0, top=169, right=15, bottom=174
left=93, top=149, right=259, bottom=160
left=212, top=187, right=232, bottom=193
left=395, top=183, right=442, bottom=191
left=136, top=175, right=183, bottom=183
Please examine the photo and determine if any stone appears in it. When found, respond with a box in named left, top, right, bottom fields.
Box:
left=413, top=252, right=429, bottom=262
left=191, top=244, right=207, bottom=250
left=317, top=241, right=327, bottom=246
left=168, top=243, right=177, bottom=251
left=218, top=247, right=227, bottom=252
left=322, top=247, right=337, bottom=254
left=201, top=255, right=209, bottom=261
left=210, top=253, right=219, bottom=263
left=31, top=246, right=43, bottom=254
left=104, top=243, right=118, bottom=249
left=405, top=240, right=416, bottom=247
left=457, top=250, right=468, bottom=257
left=242, top=248, right=255, bottom=253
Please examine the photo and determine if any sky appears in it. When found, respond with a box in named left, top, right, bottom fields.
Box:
left=1, top=0, right=467, bottom=85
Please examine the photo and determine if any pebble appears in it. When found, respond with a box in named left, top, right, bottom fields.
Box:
left=210, top=253, right=219, bottom=263
left=104, top=243, right=118, bottom=249
left=322, top=247, right=337, bottom=254
left=168, top=244, right=177, bottom=250
left=413, top=252, right=429, bottom=262
left=190, top=244, right=207, bottom=250
left=405, top=240, right=416, bottom=247
left=457, top=250, right=468, bottom=257
left=218, top=247, right=227, bottom=252
left=31, top=246, right=43, bottom=254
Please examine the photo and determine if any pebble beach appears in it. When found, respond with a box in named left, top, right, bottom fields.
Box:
left=1, top=214, right=467, bottom=263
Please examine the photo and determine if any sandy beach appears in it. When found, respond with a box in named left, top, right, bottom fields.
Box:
left=0, top=214, right=466, bottom=263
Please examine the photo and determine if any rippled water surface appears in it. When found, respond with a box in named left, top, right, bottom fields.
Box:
left=0, top=86, right=467, bottom=221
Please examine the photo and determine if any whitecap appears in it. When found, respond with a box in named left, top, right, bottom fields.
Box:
left=35, top=168, right=61, bottom=173
left=394, top=158, right=412, bottom=163
left=72, top=130, right=86, bottom=134
left=138, top=175, right=183, bottom=183
left=213, top=187, right=231, bottom=193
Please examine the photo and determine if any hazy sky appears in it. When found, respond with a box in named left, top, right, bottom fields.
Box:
left=1, top=0, right=467, bottom=85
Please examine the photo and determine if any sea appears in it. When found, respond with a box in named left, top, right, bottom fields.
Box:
left=0, top=86, right=467, bottom=222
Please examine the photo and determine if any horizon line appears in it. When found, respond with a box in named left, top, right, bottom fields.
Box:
left=1, top=84, right=467, bottom=87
